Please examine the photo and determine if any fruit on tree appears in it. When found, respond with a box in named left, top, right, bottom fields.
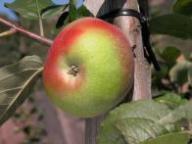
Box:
left=43, top=17, right=134, bottom=118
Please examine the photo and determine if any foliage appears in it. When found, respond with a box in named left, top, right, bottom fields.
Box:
left=169, top=60, right=192, bottom=86
left=55, top=4, right=92, bottom=28
left=154, top=92, right=187, bottom=108
left=41, top=5, right=68, bottom=20
left=5, top=0, right=92, bottom=28
left=173, top=0, right=192, bottom=16
left=5, top=0, right=54, bottom=19
left=141, top=132, right=191, bottom=144
left=150, top=14, right=192, bottom=39
left=98, top=98, right=192, bottom=144
left=0, top=55, right=43, bottom=126
left=154, top=46, right=181, bottom=66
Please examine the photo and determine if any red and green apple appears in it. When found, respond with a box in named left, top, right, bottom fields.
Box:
left=43, top=17, right=134, bottom=118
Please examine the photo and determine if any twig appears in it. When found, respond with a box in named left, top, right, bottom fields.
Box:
left=0, top=16, right=53, bottom=46
left=0, top=28, right=16, bottom=37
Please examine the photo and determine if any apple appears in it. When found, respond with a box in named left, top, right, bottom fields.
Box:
left=43, top=17, right=134, bottom=118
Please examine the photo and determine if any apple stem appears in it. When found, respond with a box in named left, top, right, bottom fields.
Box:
left=0, top=16, right=53, bottom=46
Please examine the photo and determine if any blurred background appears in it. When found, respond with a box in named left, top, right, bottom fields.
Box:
left=0, top=0, right=191, bottom=144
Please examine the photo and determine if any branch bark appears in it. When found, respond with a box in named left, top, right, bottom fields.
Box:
left=0, top=16, right=53, bottom=46
left=114, top=0, right=152, bottom=100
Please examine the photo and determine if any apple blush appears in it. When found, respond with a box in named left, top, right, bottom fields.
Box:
left=43, top=17, right=134, bottom=118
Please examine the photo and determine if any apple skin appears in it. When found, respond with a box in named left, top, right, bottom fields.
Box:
left=43, top=17, right=134, bottom=118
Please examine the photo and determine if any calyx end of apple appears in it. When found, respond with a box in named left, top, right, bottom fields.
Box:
left=67, top=65, right=79, bottom=76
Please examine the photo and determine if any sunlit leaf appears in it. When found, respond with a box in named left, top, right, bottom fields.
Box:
left=5, top=0, right=54, bottom=19
left=155, top=92, right=187, bottom=109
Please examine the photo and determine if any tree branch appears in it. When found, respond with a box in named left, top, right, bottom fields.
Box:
left=0, top=16, right=53, bottom=46
left=114, top=0, right=152, bottom=100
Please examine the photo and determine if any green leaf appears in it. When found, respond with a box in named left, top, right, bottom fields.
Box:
left=169, top=61, right=192, bottom=85
left=150, top=14, right=192, bottom=39
left=0, top=55, right=43, bottom=125
left=98, top=100, right=192, bottom=144
left=68, top=5, right=92, bottom=22
left=77, top=5, right=93, bottom=17
left=98, top=101, right=173, bottom=144
left=68, top=4, right=79, bottom=22
left=0, top=42, right=20, bottom=66
left=72, top=0, right=78, bottom=6
left=155, top=92, right=187, bottom=109
left=70, top=0, right=80, bottom=8
left=5, top=0, right=54, bottom=19
left=141, top=132, right=191, bottom=144
left=165, top=101, right=192, bottom=124
left=173, top=0, right=192, bottom=16
left=41, top=5, right=68, bottom=19
left=98, top=119, right=127, bottom=144
left=152, top=63, right=169, bottom=88
left=56, top=4, right=93, bottom=28
left=56, top=12, right=69, bottom=28
left=155, top=46, right=181, bottom=65
left=116, top=118, right=171, bottom=144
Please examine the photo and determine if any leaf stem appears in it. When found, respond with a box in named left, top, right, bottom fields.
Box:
left=35, top=0, right=44, bottom=36
left=0, top=16, right=53, bottom=46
